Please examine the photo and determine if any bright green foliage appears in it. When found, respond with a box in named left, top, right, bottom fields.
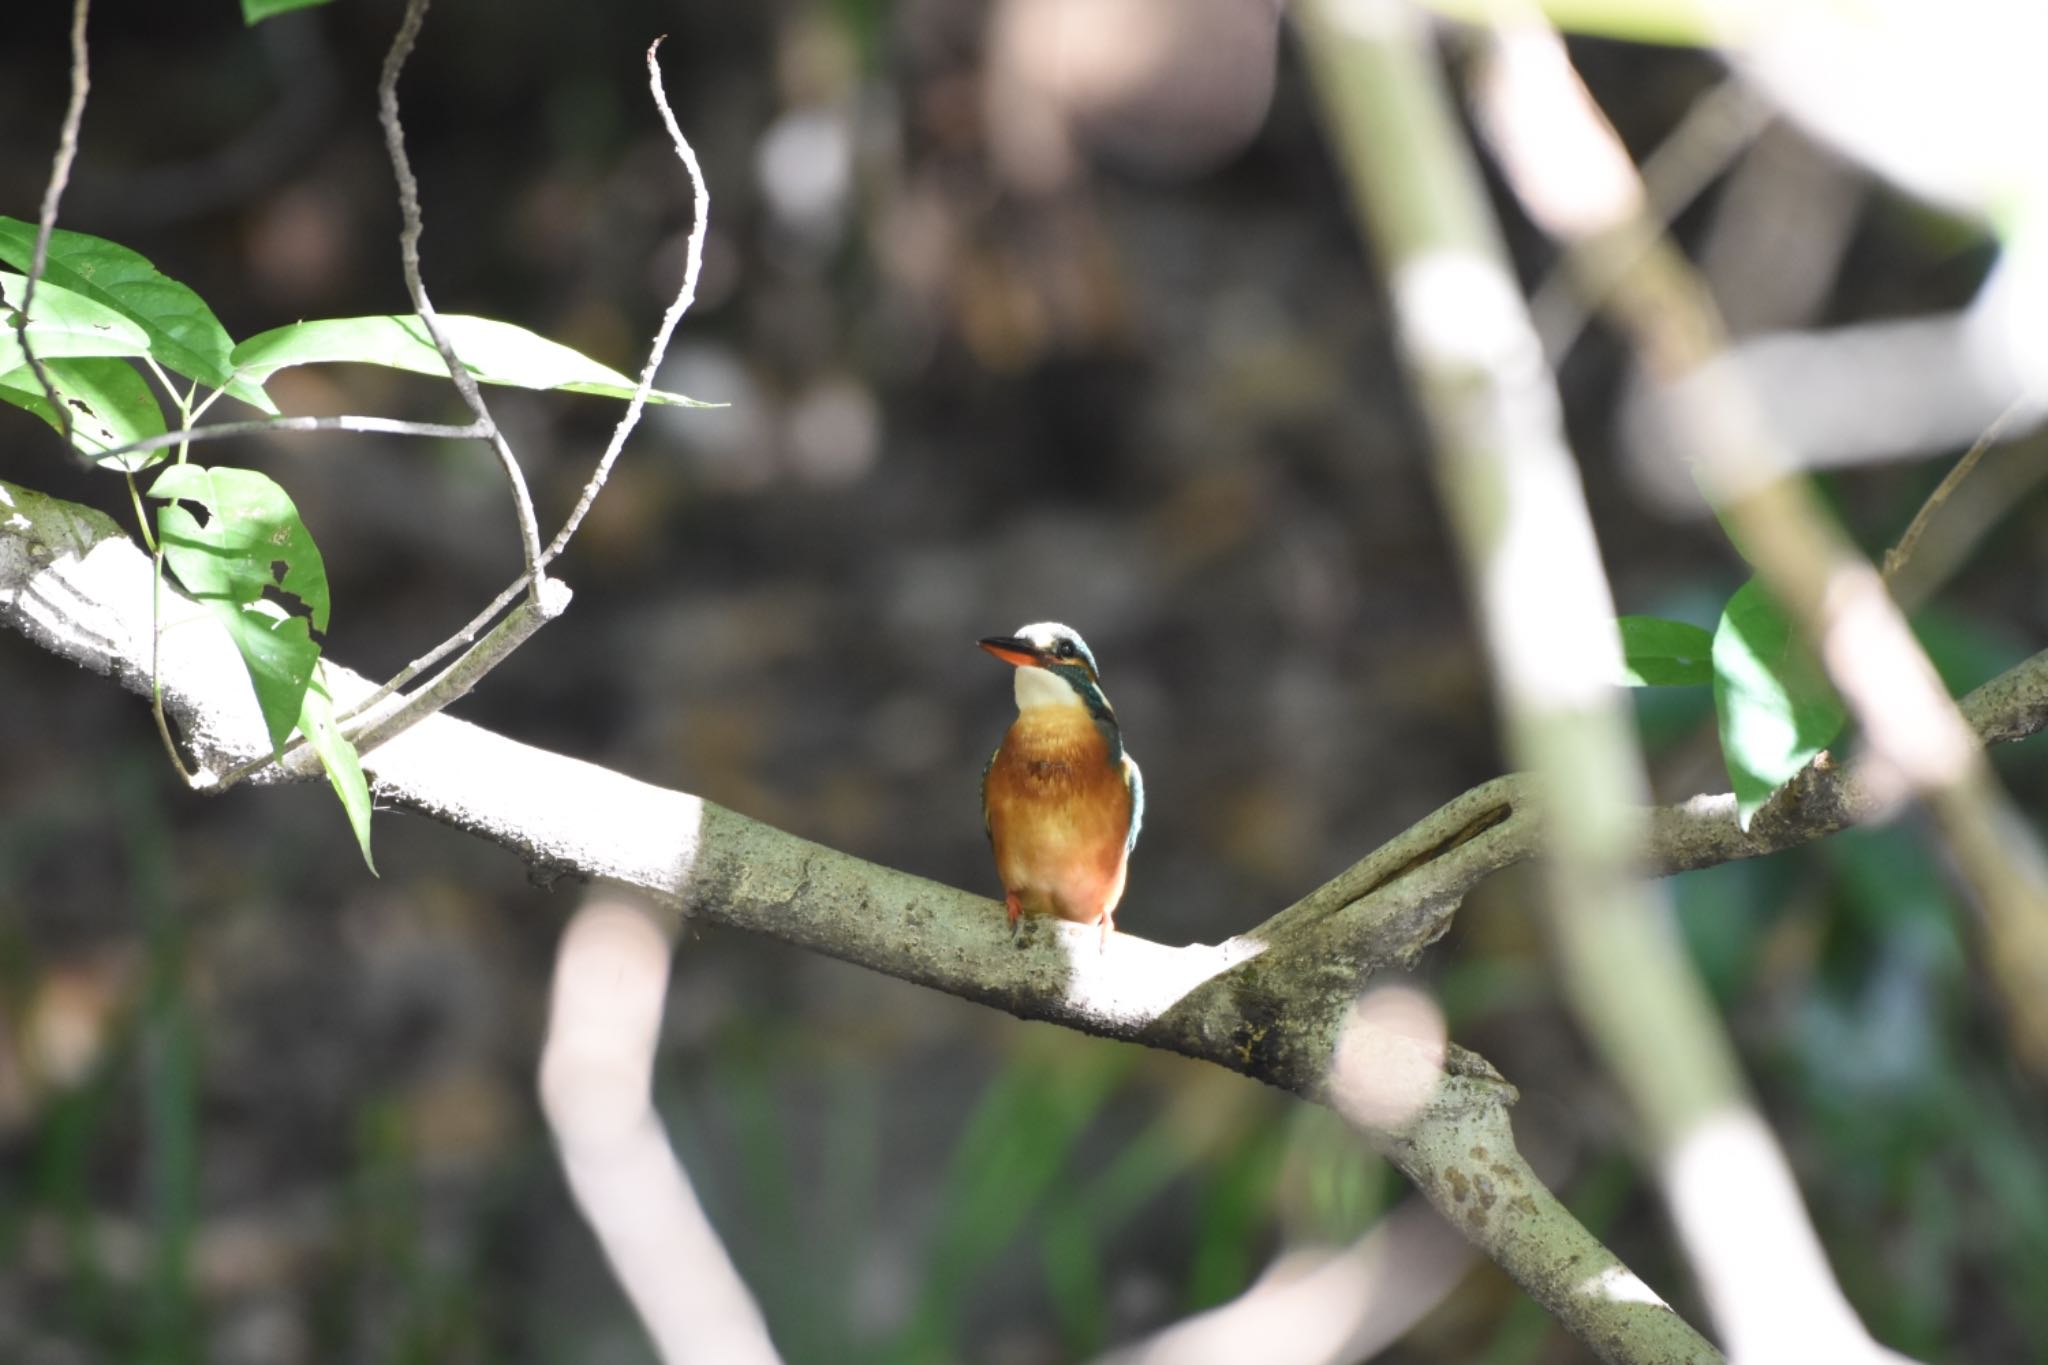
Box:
left=1615, top=615, right=1714, bottom=686
left=150, top=465, right=331, bottom=756
left=241, top=0, right=334, bottom=22
left=0, top=272, right=153, bottom=369
left=0, top=218, right=277, bottom=412
left=0, top=356, right=165, bottom=465
left=1, top=220, right=725, bottom=872
left=231, top=314, right=717, bottom=407
left=297, top=672, right=376, bottom=873
left=1712, top=578, right=1847, bottom=829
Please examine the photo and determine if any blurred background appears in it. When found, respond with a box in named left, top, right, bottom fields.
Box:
left=4, top=0, right=2047, bottom=1361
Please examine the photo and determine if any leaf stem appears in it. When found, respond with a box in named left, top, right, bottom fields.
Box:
left=124, top=469, right=156, bottom=552
left=148, top=540, right=196, bottom=785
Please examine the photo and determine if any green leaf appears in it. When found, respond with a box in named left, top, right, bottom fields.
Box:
left=151, top=465, right=331, bottom=753
left=242, top=0, right=334, bottom=22
left=1616, top=615, right=1715, bottom=686
left=151, top=465, right=330, bottom=630
left=0, top=272, right=154, bottom=370
left=0, top=217, right=278, bottom=415
left=230, top=314, right=719, bottom=407
left=0, top=357, right=166, bottom=465
left=213, top=604, right=322, bottom=758
left=1712, top=579, right=1847, bottom=830
left=298, top=670, right=376, bottom=872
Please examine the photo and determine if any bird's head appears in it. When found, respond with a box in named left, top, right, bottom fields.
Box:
left=978, top=621, right=1115, bottom=722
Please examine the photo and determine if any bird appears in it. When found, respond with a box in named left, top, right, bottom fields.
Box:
left=977, top=622, right=1143, bottom=947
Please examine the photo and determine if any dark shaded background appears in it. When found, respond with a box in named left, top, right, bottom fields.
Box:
left=4, top=2, right=2046, bottom=1362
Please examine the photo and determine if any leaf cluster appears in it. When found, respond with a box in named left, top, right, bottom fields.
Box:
left=1, top=215, right=702, bottom=867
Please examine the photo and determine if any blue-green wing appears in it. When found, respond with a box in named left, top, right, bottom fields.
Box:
left=981, top=745, right=1000, bottom=845
left=1122, top=754, right=1144, bottom=854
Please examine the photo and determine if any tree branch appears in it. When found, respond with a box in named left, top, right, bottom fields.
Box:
left=1471, top=15, right=2048, bottom=1088
left=0, top=475, right=1705, bottom=1360
left=11, top=477, right=2048, bottom=1356
left=536, top=37, right=709, bottom=567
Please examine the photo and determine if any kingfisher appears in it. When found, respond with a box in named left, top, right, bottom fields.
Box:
left=978, top=622, right=1143, bottom=946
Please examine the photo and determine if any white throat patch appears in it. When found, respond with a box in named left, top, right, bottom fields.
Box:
left=1013, top=665, right=1085, bottom=712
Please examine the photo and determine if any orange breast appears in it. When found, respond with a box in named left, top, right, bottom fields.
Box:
left=985, top=711, right=1133, bottom=928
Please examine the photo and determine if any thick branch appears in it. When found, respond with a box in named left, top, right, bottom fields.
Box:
left=1, top=476, right=1727, bottom=1362
left=12, top=480, right=2048, bottom=1357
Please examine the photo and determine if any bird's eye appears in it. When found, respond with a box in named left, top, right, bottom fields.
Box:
left=1055, top=640, right=1075, bottom=657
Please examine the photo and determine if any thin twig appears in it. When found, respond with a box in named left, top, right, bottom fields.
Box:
left=15, top=0, right=93, bottom=446
left=237, top=580, right=570, bottom=788
left=87, top=414, right=486, bottom=468
left=1882, top=390, right=2034, bottom=583
left=539, top=37, right=711, bottom=564
left=331, top=36, right=712, bottom=735
left=148, top=540, right=198, bottom=784
left=377, top=0, right=545, bottom=582
left=330, top=571, right=532, bottom=727
left=224, top=574, right=534, bottom=785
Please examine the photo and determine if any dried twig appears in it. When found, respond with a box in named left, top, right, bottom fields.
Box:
left=173, top=20, right=717, bottom=787
left=328, top=582, right=570, bottom=761
left=14, top=0, right=93, bottom=445
left=22, top=0, right=188, bottom=788
left=333, top=33, right=715, bottom=742
left=377, top=0, right=545, bottom=583
left=85, top=414, right=486, bottom=467
left=318, top=39, right=711, bottom=769
left=541, top=36, right=709, bottom=563
left=1882, top=391, right=2035, bottom=584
